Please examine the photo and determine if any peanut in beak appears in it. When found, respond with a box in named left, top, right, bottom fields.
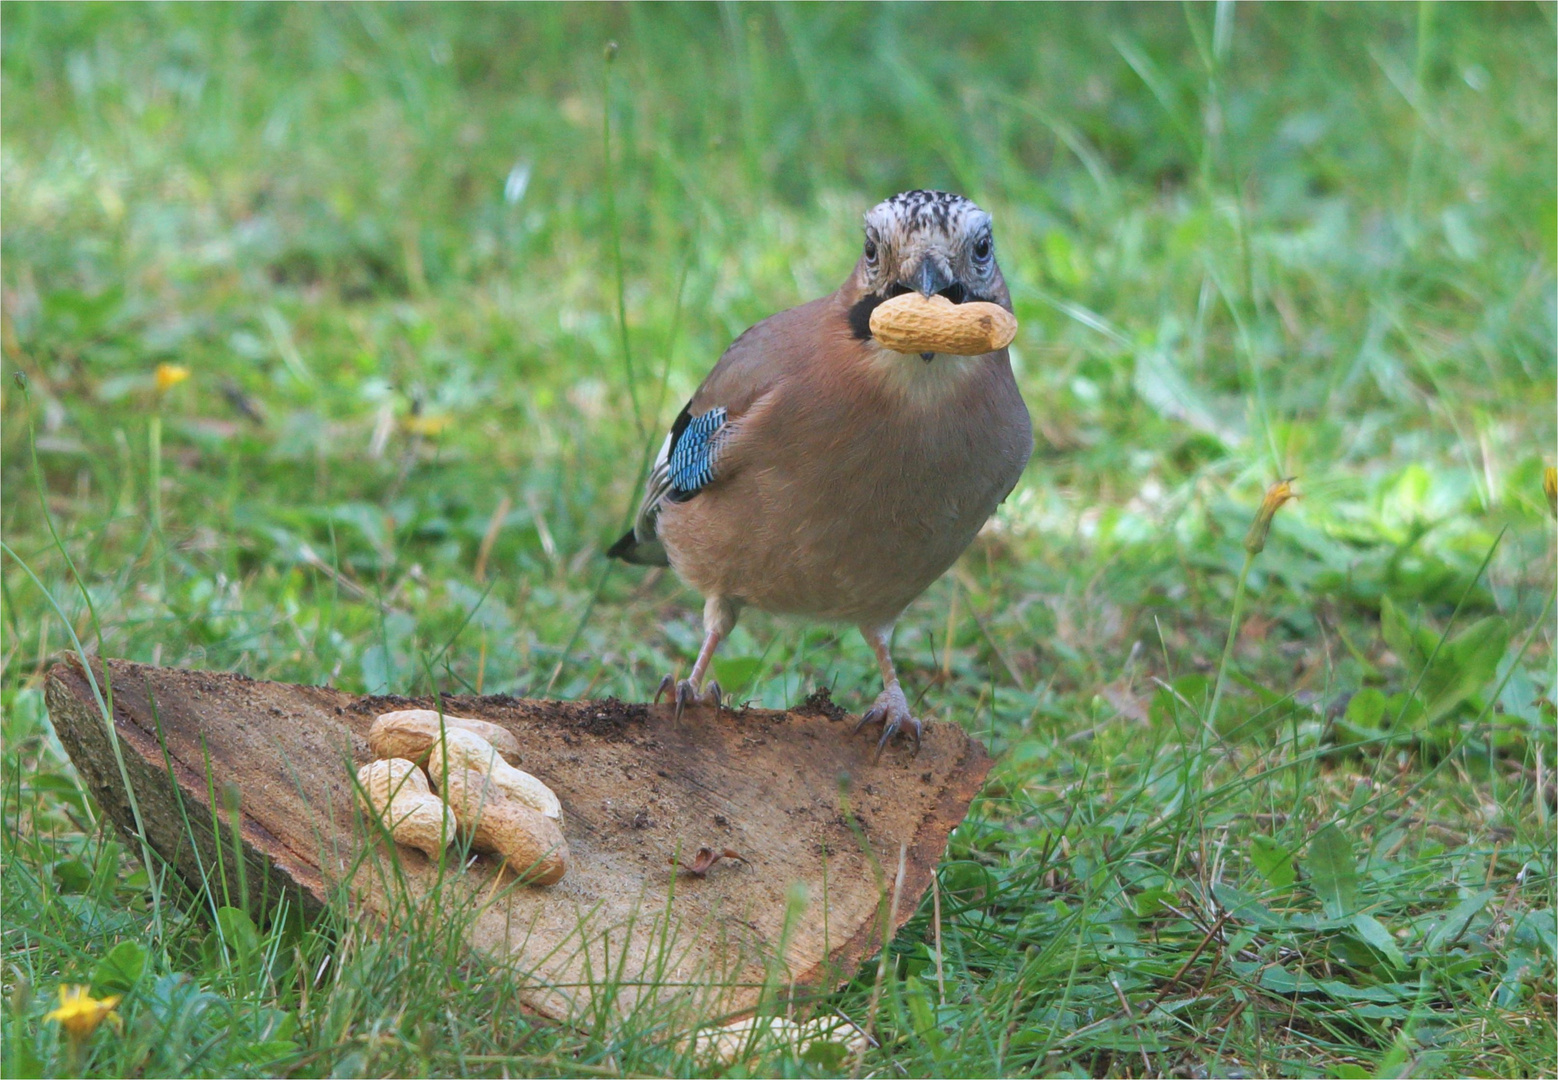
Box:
left=869, top=292, right=1017, bottom=357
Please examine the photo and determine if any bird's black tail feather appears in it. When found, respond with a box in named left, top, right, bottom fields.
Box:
left=606, top=528, right=669, bottom=567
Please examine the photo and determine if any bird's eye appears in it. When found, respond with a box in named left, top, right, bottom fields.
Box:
left=972, top=234, right=993, bottom=264
left=864, top=237, right=879, bottom=265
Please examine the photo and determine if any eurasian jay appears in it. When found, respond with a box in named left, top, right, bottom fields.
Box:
left=608, top=190, right=1033, bottom=753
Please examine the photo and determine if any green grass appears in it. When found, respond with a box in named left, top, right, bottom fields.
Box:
left=2, top=2, right=1554, bottom=1076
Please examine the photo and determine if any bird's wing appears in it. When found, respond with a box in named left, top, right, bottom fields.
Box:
left=605, top=401, right=740, bottom=566
left=607, top=297, right=832, bottom=566
left=639, top=402, right=732, bottom=522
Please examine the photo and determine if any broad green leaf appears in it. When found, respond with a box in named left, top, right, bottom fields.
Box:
left=1495, top=951, right=1538, bottom=1009
left=801, top=1041, right=849, bottom=1070
left=1452, top=615, right=1512, bottom=672
left=1423, top=616, right=1509, bottom=723
left=1256, top=965, right=1306, bottom=993
left=1509, top=908, right=1557, bottom=952
left=1212, top=883, right=1290, bottom=928
left=1315, top=978, right=1410, bottom=1003
left=1304, top=823, right=1358, bottom=920
left=1385, top=691, right=1425, bottom=731
left=1250, top=835, right=1296, bottom=890
left=903, top=974, right=943, bottom=1053
left=1330, top=932, right=1388, bottom=971
left=1378, top=596, right=1420, bottom=669
left=1424, top=888, right=1495, bottom=951
left=214, top=905, right=261, bottom=967
left=941, top=860, right=994, bottom=905
left=710, top=655, right=764, bottom=694
left=1348, top=1002, right=1410, bottom=1019
left=51, top=860, right=92, bottom=894
left=1496, top=665, right=1541, bottom=723
left=1350, top=913, right=1406, bottom=969
left=1133, top=886, right=1178, bottom=917
left=1344, top=688, right=1387, bottom=730
left=93, top=939, right=148, bottom=994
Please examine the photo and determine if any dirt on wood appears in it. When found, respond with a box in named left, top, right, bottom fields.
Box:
left=794, top=686, right=850, bottom=723
left=46, top=656, right=991, bottom=1026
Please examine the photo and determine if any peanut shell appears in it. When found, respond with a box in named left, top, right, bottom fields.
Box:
left=442, top=768, right=569, bottom=885
left=868, top=292, right=1017, bottom=356
left=369, top=709, right=523, bottom=766
left=356, top=759, right=453, bottom=859
left=426, top=727, right=563, bottom=823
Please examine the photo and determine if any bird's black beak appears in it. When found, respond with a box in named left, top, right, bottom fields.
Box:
left=910, top=258, right=954, bottom=299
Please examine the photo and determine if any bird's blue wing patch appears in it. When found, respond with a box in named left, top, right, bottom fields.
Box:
left=666, top=407, right=728, bottom=497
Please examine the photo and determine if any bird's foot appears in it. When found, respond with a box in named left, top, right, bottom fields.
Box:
left=853, top=685, right=921, bottom=759
left=655, top=675, right=723, bottom=722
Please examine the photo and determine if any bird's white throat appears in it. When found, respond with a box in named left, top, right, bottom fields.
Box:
left=864, top=343, right=984, bottom=408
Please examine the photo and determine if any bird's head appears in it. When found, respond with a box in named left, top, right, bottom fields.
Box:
left=856, top=190, right=1004, bottom=302
left=846, top=190, right=1008, bottom=343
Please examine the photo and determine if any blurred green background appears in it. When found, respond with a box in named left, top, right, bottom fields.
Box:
left=2, top=3, right=1554, bottom=1077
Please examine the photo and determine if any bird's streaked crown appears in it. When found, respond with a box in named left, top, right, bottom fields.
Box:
left=859, top=190, right=998, bottom=303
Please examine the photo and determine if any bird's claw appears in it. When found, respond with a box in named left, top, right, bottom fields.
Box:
left=657, top=675, right=722, bottom=722
left=853, top=686, right=921, bottom=760
left=654, top=674, right=675, bottom=704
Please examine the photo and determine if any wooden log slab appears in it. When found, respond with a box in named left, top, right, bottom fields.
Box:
left=45, top=656, right=990, bottom=1025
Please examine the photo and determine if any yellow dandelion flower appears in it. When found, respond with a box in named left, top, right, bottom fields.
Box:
left=1545, top=466, right=1556, bottom=519
left=402, top=413, right=451, bottom=437
left=1244, top=478, right=1297, bottom=556
left=155, top=363, right=191, bottom=392
left=44, top=985, right=122, bottom=1040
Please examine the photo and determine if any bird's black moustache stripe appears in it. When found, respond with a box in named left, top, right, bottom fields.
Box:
left=847, top=282, right=979, bottom=341
left=847, top=294, right=885, bottom=341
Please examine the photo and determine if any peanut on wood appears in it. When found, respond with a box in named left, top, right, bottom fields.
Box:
left=369, top=709, right=523, bottom=766
left=356, top=759, right=454, bottom=859
left=441, top=767, right=569, bottom=885
left=868, top=292, right=1018, bottom=356
left=425, top=727, right=563, bottom=823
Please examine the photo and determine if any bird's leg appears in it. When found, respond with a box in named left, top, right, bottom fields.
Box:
left=854, top=623, right=921, bottom=757
left=657, top=595, right=739, bottom=721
